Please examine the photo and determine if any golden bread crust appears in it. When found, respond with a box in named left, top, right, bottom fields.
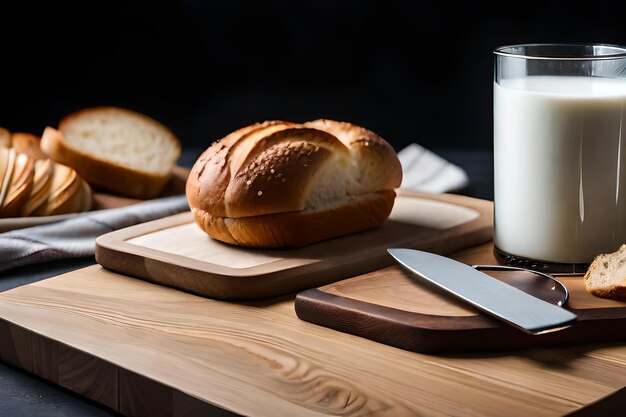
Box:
left=41, top=126, right=171, bottom=199
left=41, top=107, right=181, bottom=199
left=187, top=119, right=402, bottom=248
left=12, top=132, right=48, bottom=160
left=191, top=190, right=396, bottom=248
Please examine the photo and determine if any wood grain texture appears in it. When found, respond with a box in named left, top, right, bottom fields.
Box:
left=173, top=392, right=240, bottom=417
left=96, top=190, right=493, bottom=300
left=59, top=346, right=118, bottom=411
left=1, top=264, right=626, bottom=416
left=0, top=320, right=32, bottom=371
left=295, top=243, right=626, bottom=352
left=31, top=332, right=58, bottom=383
left=119, top=369, right=171, bottom=417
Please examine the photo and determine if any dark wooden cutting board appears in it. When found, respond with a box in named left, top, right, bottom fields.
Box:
left=295, top=243, right=626, bottom=353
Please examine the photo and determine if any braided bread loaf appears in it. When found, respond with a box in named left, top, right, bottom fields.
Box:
left=186, top=119, right=402, bottom=247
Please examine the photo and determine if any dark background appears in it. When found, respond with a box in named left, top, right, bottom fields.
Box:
left=1, top=0, right=626, bottom=153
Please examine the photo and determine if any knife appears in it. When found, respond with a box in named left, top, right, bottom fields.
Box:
left=387, top=248, right=578, bottom=335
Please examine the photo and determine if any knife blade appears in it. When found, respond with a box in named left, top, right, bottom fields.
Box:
left=387, top=248, right=578, bottom=335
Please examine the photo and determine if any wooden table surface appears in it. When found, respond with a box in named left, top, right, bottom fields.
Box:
left=3, top=150, right=623, bottom=417
left=1, top=242, right=626, bottom=416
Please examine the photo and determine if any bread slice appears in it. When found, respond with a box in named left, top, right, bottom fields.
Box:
left=0, top=127, right=10, bottom=148
left=78, top=180, right=93, bottom=212
left=0, top=148, right=15, bottom=206
left=1, top=152, right=35, bottom=217
left=12, top=132, right=48, bottom=160
left=584, top=244, right=626, bottom=300
left=21, top=159, right=54, bottom=216
left=41, top=107, right=181, bottom=199
left=32, top=162, right=78, bottom=216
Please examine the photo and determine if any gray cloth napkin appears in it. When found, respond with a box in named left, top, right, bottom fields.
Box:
left=0, top=195, right=189, bottom=272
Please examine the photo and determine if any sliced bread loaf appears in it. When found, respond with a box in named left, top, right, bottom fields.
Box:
left=584, top=244, right=626, bottom=300
left=0, top=148, right=15, bottom=207
left=12, top=132, right=48, bottom=160
left=0, top=127, right=10, bottom=148
left=0, top=150, right=35, bottom=217
left=41, top=107, right=181, bottom=199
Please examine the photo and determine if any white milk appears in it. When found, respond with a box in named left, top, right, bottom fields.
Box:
left=494, top=76, right=626, bottom=263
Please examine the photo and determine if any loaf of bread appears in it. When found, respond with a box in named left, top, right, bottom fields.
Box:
left=0, top=127, right=10, bottom=148
left=186, top=119, right=402, bottom=247
left=0, top=146, right=92, bottom=218
left=584, top=244, right=626, bottom=301
left=41, top=107, right=181, bottom=199
left=12, top=132, right=48, bottom=160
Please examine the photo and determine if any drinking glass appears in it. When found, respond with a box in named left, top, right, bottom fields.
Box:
left=493, top=44, right=626, bottom=272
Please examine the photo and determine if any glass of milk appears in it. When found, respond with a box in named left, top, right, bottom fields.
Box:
left=494, top=44, right=626, bottom=271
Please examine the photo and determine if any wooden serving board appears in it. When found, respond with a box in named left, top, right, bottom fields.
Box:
left=2, top=255, right=626, bottom=416
left=295, top=243, right=626, bottom=353
left=95, top=190, right=492, bottom=300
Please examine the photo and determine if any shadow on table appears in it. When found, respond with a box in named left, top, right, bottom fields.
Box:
left=565, top=386, right=626, bottom=417
left=0, top=257, right=96, bottom=293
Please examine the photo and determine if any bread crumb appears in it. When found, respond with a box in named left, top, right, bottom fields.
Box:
left=258, top=190, right=263, bottom=196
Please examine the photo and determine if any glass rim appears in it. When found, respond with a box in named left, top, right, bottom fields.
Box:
left=494, top=43, right=626, bottom=61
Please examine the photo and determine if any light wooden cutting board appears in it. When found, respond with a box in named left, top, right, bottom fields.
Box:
left=95, top=190, right=493, bottom=299
left=2, top=248, right=626, bottom=416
